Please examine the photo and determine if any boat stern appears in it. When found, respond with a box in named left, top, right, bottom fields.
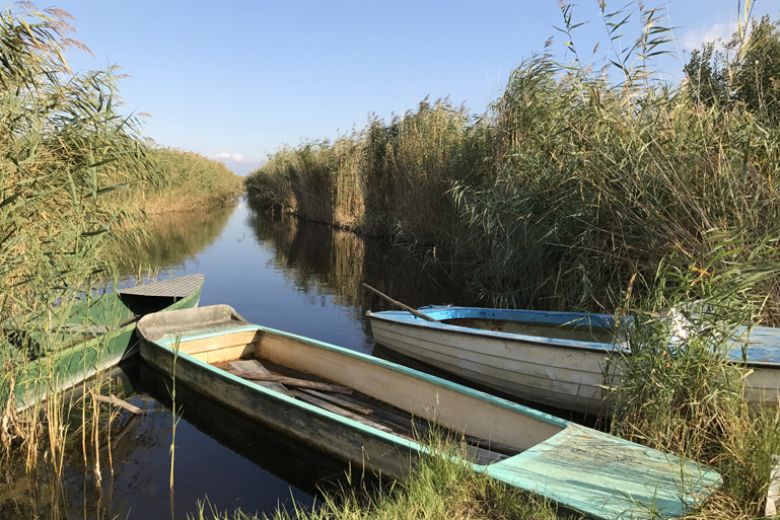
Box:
left=485, top=424, right=721, bottom=520
left=119, top=273, right=205, bottom=316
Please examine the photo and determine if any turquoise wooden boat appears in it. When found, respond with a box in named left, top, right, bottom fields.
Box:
left=367, top=306, right=780, bottom=413
left=137, top=304, right=721, bottom=520
left=6, top=274, right=204, bottom=412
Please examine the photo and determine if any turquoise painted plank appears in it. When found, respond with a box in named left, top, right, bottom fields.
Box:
left=727, top=325, right=780, bottom=367
left=487, top=425, right=720, bottom=519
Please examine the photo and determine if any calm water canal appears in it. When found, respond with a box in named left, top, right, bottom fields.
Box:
left=57, top=198, right=470, bottom=519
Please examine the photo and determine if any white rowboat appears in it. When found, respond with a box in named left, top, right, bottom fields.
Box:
left=367, top=306, right=780, bottom=414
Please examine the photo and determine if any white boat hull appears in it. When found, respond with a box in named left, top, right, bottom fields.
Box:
left=370, top=315, right=780, bottom=413
left=369, top=317, right=621, bottom=414
left=745, top=366, right=780, bottom=405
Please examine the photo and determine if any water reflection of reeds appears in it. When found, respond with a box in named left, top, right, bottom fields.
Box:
left=0, top=366, right=144, bottom=519
left=0, top=358, right=355, bottom=520
left=247, top=203, right=470, bottom=317
left=111, top=201, right=237, bottom=275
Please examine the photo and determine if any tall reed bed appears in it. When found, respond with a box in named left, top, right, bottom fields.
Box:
left=0, top=4, right=236, bottom=514
left=132, top=149, right=244, bottom=215
left=245, top=4, right=780, bottom=316
left=105, top=148, right=243, bottom=273
left=246, top=100, right=474, bottom=244
left=0, top=3, right=156, bottom=431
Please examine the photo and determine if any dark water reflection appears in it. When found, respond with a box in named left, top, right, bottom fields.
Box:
left=115, top=203, right=237, bottom=275
left=2, top=197, right=474, bottom=519
left=248, top=209, right=470, bottom=323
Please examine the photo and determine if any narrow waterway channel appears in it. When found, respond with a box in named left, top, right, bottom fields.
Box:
left=27, top=198, right=473, bottom=519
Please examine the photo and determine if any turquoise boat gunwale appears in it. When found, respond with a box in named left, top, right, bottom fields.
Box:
left=369, top=305, right=780, bottom=368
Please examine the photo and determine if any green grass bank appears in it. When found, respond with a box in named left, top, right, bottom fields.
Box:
left=193, top=444, right=564, bottom=520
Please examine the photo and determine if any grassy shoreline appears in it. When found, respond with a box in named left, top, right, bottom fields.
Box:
left=194, top=443, right=565, bottom=520
left=138, top=149, right=244, bottom=216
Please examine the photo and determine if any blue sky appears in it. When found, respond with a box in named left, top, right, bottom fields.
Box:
left=35, top=1, right=779, bottom=175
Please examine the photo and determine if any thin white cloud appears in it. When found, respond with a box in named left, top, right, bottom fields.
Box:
left=210, top=152, right=246, bottom=162
left=206, top=152, right=261, bottom=176
left=680, top=20, right=737, bottom=51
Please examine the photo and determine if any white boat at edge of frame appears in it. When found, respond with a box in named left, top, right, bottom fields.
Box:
left=366, top=306, right=780, bottom=414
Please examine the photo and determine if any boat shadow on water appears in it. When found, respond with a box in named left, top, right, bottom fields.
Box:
left=0, top=359, right=379, bottom=520
left=135, top=361, right=380, bottom=500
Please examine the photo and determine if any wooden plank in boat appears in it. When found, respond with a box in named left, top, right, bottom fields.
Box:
left=195, top=344, right=256, bottom=364
left=180, top=330, right=259, bottom=355
left=257, top=359, right=332, bottom=384
left=229, top=360, right=291, bottom=395
left=120, top=273, right=205, bottom=298
left=226, top=368, right=353, bottom=394
left=297, top=389, right=373, bottom=415
left=290, top=389, right=394, bottom=433
left=464, top=444, right=507, bottom=465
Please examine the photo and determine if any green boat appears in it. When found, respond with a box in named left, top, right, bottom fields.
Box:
left=7, top=273, right=204, bottom=412
left=137, top=304, right=721, bottom=520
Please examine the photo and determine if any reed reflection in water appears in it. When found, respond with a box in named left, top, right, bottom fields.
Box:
left=0, top=361, right=342, bottom=519
left=247, top=205, right=470, bottom=321
left=114, top=201, right=238, bottom=275
left=1, top=198, right=477, bottom=519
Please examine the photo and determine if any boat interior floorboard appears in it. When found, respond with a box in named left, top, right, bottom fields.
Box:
left=213, top=357, right=516, bottom=465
